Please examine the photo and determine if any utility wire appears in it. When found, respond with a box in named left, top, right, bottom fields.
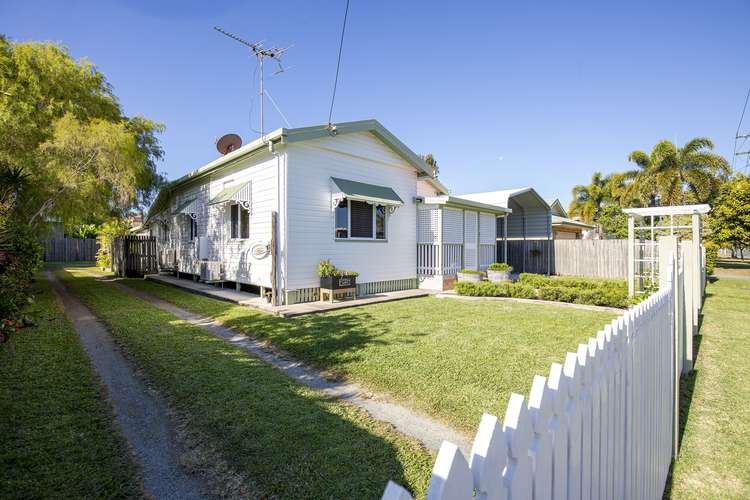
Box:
left=327, top=0, right=350, bottom=127
left=732, top=86, right=750, bottom=171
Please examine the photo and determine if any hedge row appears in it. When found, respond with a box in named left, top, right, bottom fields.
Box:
left=517, top=273, right=627, bottom=291
left=455, top=281, right=536, bottom=299
left=456, top=274, right=635, bottom=308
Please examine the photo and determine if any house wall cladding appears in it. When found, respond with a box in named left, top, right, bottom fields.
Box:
left=164, top=151, right=282, bottom=289
left=284, top=132, right=418, bottom=291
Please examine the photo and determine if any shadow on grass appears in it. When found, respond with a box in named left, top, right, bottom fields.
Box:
left=126, top=277, right=429, bottom=372
left=715, top=258, right=750, bottom=270
left=61, top=270, right=429, bottom=498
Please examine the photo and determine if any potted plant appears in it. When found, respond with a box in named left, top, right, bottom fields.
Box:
left=487, top=262, right=513, bottom=282
left=318, top=259, right=359, bottom=290
left=456, top=268, right=483, bottom=282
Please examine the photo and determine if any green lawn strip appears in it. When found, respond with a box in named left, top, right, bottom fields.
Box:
left=0, top=274, right=141, bottom=499
left=60, top=268, right=432, bottom=499
left=668, top=278, right=750, bottom=498
left=120, top=272, right=616, bottom=435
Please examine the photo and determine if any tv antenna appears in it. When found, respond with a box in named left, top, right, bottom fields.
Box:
left=214, top=26, right=291, bottom=139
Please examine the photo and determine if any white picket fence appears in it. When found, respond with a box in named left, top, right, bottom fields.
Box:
left=384, top=250, right=684, bottom=500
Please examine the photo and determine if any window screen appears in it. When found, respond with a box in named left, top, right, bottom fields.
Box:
left=375, top=205, right=386, bottom=239
left=335, top=199, right=348, bottom=238
left=230, top=204, right=239, bottom=239
left=240, top=206, right=250, bottom=239
left=350, top=200, right=373, bottom=238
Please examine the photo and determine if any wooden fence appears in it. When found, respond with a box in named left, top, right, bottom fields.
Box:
left=554, top=239, right=628, bottom=279
left=384, top=239, right=693, bottom=500
left=112, top=235, right=158, bottom=277
left=502, top=239, right=627, bottom=279
left=43, top=238, right=98, bottom=262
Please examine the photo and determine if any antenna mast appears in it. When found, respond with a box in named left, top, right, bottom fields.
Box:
left=214, top=26, right=290, bottom=139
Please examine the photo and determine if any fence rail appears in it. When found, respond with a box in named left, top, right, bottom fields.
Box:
left=43, top=238, right=98, bottom=262
left=554, top=239, right=628, bottom=279
left=384, top=237, right=695, bottom=500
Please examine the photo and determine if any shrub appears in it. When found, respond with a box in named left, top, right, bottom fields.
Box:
left=519, top=273, right=626, bottom=291
left=459, top=268, right=483, bottom=275
left=705, top=241, right=719, bottom=275
left=487, top=262, right=513, bottom=272
left=317, top=259, right=359, bottom=278
left=95, top=218, right=132, bottom=269
left=0, top=221, right=43, bottom=335
left=455, top=281, right=536, bottom=299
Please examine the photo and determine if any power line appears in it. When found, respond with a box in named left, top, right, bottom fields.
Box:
left=733, top=86, right=750, bottom=172
left=327, top=0, right=350, bottom=129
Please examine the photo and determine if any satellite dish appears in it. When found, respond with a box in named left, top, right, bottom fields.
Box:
left=216, top=133, right=242, bottom=155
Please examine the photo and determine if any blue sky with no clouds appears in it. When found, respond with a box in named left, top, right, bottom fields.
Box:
left=3, top=0, right=749, bottom=206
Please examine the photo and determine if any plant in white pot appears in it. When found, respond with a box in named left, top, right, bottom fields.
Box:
left=486, top=262, right=513, bottom=282
left=456, top=268, right=484, bottom=282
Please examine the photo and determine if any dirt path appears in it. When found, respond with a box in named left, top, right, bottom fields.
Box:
left=47, top=271, right=207, bottom=500
left=99, top=275, right=473, bottom=455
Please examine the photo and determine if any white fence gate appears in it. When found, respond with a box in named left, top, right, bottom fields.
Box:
left=384, top=237, right=694, bottom=500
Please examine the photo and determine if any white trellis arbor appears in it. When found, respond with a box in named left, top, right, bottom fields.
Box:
left=623, top=204, right=709, bottom=298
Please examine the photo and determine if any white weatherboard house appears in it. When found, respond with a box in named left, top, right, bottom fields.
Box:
left=147, top=120, right=511, bottom=303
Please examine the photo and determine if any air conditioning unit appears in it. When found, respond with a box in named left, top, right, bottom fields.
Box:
left=200, top=261, right=224, bottom=282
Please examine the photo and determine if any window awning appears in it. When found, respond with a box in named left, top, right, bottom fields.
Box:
left=209, top=182, right=251, bottom=209
left=331, top=177, right=404, bottom=206
left=173, top=198, right=199, bottom=218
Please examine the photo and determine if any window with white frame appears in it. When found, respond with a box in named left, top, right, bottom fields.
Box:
left=334, top=199, right=387, bottom=240
left=230, top=203, right=250, bottom=239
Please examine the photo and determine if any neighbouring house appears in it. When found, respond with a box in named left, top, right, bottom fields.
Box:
left=457, top=188, right=552, bottom=274
left=547, top=198, right=596, bottom=239
left=146, top=119, right=512, bottom=303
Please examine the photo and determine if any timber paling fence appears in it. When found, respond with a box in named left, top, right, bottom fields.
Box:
left=384, top=238, right=696, bottom=500
left=111, top=235, right=158, bottom=278
left=43, top=238, right=98, bottom=262
left=504, top=239, right=628, bottom=279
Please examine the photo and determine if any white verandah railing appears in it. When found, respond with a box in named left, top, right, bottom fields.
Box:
left=386, top=244, right=687, bottom=500
left=418, top=243, right=464, bottom=276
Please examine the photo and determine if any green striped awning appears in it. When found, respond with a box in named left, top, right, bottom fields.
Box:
left=331, top=177, right=403, bottom=206
left=173, top=197, right=199, bottom=216
left=209, top=182, right=251, bottom=206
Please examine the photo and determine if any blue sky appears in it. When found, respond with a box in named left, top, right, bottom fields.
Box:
left=3, top=0, right=749, bottom=207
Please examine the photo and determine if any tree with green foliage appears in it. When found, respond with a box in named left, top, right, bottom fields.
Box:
left=421, top=153, right=439, bottom=178
left=568, top=172, right=613, bottom=223
left=596, top=205, right=628, bottom=239
left=0, top=36, right=165, bottom=226
left=706, top=174, right=750, bottom=258
left=622, top=138, right=730, bottom=207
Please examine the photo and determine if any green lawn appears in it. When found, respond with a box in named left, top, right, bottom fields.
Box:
left=0, top=274, right=141, bottom=499
left=668, top=275, right=750, bottom=498
left=59, top=268, right=433, bottom=499
left=116, top=271, right=616, bottom=435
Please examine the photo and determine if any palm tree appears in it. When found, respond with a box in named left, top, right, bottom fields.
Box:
left=568, top=172, right=611, bottom=223
left=621, top=138, right=730, bottom=207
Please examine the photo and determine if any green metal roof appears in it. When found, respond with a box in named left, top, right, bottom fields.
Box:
left=331, top=177, right=404, bottom=206
left=209, top=182, right=250, bottom=205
